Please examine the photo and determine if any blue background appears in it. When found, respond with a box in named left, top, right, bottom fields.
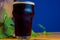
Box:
left=17, top=0, right=60, bottom=32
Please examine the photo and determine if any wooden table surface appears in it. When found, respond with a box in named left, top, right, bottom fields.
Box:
left=0, top=32, right=60, bottom=40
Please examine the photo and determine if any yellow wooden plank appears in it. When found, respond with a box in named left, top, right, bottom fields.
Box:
left=0, top=32, right=60, bottom=40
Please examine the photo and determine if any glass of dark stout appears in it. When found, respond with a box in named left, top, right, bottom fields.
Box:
left=13, top=2, right=35, bottom=39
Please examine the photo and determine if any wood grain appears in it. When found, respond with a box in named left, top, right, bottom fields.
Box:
left=0, top=32, right=60, bottom=40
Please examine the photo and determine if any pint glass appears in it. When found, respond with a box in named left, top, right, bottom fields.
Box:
left=13, top=2, right=35, bottom=38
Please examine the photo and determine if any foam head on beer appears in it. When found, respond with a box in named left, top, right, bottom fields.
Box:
left=13, top=1, right=35, bottom=5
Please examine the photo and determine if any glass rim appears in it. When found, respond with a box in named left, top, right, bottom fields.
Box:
left=13, top=1, right=35, bottom=5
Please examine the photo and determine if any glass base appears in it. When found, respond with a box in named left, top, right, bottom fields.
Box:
left=16, top=36, right=31, bottom=40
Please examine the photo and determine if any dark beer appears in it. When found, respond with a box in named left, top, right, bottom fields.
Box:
left=14, top=0, right=16, bottom=1
left=13, top=2, right=34, bottom=37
